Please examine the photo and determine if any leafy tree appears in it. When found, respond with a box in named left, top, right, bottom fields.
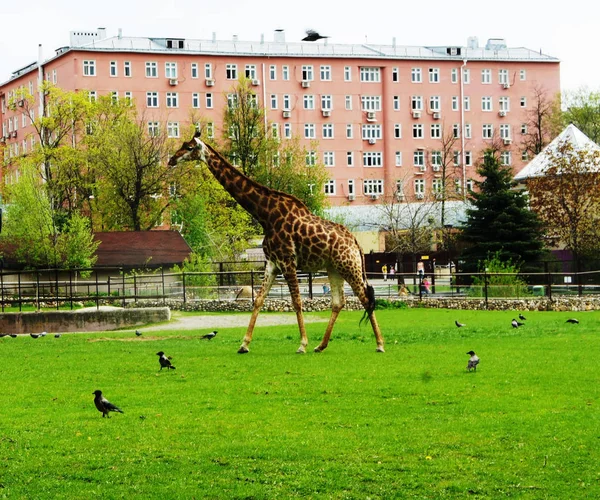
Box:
left=561, top=87, right=600, bottom=145
left=459, top=150, right=546, bottom=272
left=521, top=84, right=562, bottom=158
left=527, top=141, right=600, bottom=267
left=469, top=251, right=531, bottom=298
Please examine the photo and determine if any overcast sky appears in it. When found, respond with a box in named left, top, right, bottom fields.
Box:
left=1, top=0, right=598, bottom=93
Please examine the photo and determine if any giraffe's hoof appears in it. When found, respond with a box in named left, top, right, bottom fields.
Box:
left=237, top=346, right=249, bottom=354
left=296, top=346, right=306, bottom=354
left=314, top=345, right=326, bottom=353
left=376, top=346, right=385, bottom=353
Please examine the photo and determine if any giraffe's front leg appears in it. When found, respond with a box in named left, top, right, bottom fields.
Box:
left=314, top=270, right=345, bottom=352
left=283, top=269, right=308, bottom=353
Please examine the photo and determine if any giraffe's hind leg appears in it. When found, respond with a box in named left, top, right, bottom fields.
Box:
left=314, top=270, right=345, bottom=352
left=238, top=261, right=277, bottom=353
left=280, top=265, right=309, bottom=354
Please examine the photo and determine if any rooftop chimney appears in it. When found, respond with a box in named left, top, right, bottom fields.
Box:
left=274, top=29, right=285, bottom=43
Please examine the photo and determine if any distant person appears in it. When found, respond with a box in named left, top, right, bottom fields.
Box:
left=417, top=260, right=425, bottom=278
left=422, top=276, right=431, bottom=294
left=389, top=265, right=395, bottom=280
left=381, top=264, right=388, bottom=281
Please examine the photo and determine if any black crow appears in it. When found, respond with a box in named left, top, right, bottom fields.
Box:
left=135, top=330, right=142, bottom=336
left=466, top=351, right=480, bottom=371
left=92, top=390, right=124, bottom=418
left=156, top=351, right=176, bottom=370
left=30, top=333, right=41, bottom=339
left=566, top=318, right=579, bottom=324
left=519, top=314, right=527, bottom=321
left=0, top=334, right=6, bottom=338
left=201, top=330, right=218, bottom=340
left=302, top=29, right=329, bottom=42
left=455, top=320, right=466, bottom=328
left=512, top=319, right=524, bottom=328
left=54, top=334, right=61, bottom=338
left=9, top=334, right=17, bottom=338
left=40, top=331, right=47, bottom=337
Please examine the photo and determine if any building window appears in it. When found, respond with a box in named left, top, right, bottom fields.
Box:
left=324, top=179, right=336, bottom=195
left=226, top=64, right=238, bottom=80
left=464, top=123, right=472, bottom=139
left=165, top=62, right=177, bottom=79
left=146, top=92, right=158, bottom=108
left=88, top=90, right=97, bottom=102
left=321, top=95, right=332, bottom=110
left=500, top=151, right=512, bottom=166
left=361, top=95, right=381, bottom=111
left=363, top=179, right=384, bottom=195
left=414, top=178, right=425, bottom=195
left=110, top=61, right=117, bottom=77
left=429, top=67, right=440, bottom=83
left=269, top=65, right=276, bottom=80
left=498, top=69, right=509, bottom=85
left=346, top=124, right=353, bottom=139
left=453, top=124, right=461, bottom=138
left=148, top=121, right=160, bottom=136
left=303, top=95, right=315, bottom=109
left=462, top=68, right=470, bottom=84
left=430, top=96, right=441, bottom=111
left=481, top=69, right=491, bottom=84
left=411, top=67, right=422, bottom=83
left=360, top=67, right=380, bottom=82
left=393, top=96, right=400, bottom=110
left=394, top=124, right=402, bottom=138
left=206, top=93, right=213, bottom=108
left=344, top=66, right=351, bottom=81
left=322, top=123, right=334, bottom=138
left=395, top=152, right=402, bottom=166
left=481, top=96, right=492, bottom=111
left=283, top=95, right=291, bottom=110
left=306, top=151, right=316, bottom=166
left=146, top=62, right=158, bottom=78
left=520, top=69, right=527, bottom=81
left=392, top=67, right=399, bottom=82
left=452, top=96, right=459, bottom=111
left=345, top=95, right=352, bottom=110
left=124, top=61, right=132, bottom=77
left=453, top=151, right=461, bottom=166
left=412, top=124, right=424, bottom=139
left=227, top=93, right=239, bottom=109
left=282, top=65, right=290, bottom=80
left=192, top=93, right=200, bottom=108
left=520, top=97, right=527, bottom=108
left=323, top=151, right=335, bottom=166
left=110, top=91, right=119, bottom=104
left=521, top=150, right=529, bottom=161
left=431, top=151, right=442, bottom=167
left=166, top=92, right=179, bottom=108
left=284, top=123, right=292, bottom=138
left=361, top=124, right=382, bottom=140
left=431, top=124, right=441, bottom=139
left=499, top=96, right=510, bottom=112
left=363, top=152, right=383, bottom=167
left=191, top=63, right=198, bottom=78
left=205, top=63, right=213, bottom=79
left=245, top=64, right=257, bottom=79
left=464, top=96, right=471, bottom=111
left=347, top=151, right=354, bottom=166
left=411, top=96, right=423, bottom=110
left=348, top=179, right=355, bottom=194
left=320, top=65, right=332, bottom=81
left=83, top=60, right=96, bottom=76
left=521, top=124, right=528, bottom=134
left=414, top=150, right=425, bottom=166
left=482, top=124, right=493, bottom=139
left=500, top=124, right=511, bottom=139
left=451, top=68, right=458, bottom=84
left=304, top=124, right=316, bottom=139
left=302, top=65, right=314, bottom=81
left=465, top=151, right=473, bottom=166
left=270, top=94, right=278, bottom=109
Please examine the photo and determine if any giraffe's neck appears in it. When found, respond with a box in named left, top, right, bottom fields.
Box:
left=203, top=145, right=310, bottom=225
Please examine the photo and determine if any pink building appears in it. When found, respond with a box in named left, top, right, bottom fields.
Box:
left=1, top=28, right=560, bottom=213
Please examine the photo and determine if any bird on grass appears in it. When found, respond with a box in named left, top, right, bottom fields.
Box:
left=40, top=331, right=47, bottom=337
left=512, top=319, right=524, bottom=328
left=455, top=320, right=466, bottom=328
left=135, top=330, right=142, bottom=337
left=201, top=330, right=218, bottom=340
left=566, top=318, right=579, bottom=324
left=54, top=334, right=61, bottom=338
left=0, top=334, right=6, bottom=338
left=302, top=29, right=329, bottom=42
left=93, top=390, right=124, bottom=418
left=30, top=333, right=41, bottom=339
left=156, top=351, right=176, bottom=371
left=519, top=313, right=527, bottom=321
left=9, top=334, right=17, bottom=338
left=466, top=351, right=480, bottom=372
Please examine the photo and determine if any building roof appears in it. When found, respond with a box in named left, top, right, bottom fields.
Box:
left=5, top=30, right=559, bottom=83
left=514, top=124, right=600, bottom=181
left=93, top=231, right=192, bottom=268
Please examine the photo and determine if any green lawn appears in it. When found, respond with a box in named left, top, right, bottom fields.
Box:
left=1, top=308, right=599, bottom=498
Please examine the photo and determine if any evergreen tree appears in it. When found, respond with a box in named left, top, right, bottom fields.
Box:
left=459, top=150, right=546, bottom=272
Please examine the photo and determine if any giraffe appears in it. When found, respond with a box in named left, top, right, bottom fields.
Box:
left=169, top=132, right=385, bottom=354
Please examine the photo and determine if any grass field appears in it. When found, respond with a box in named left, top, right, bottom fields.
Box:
left=1, top=308, right=599, bottom=498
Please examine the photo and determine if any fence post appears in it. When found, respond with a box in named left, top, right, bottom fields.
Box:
left=161, top=267, right=166, bottom=305
left=251, top=270, right=255, bottom=304
left=308, top=272, right=313, bottom=299
left=418, top=273, right=423, bottom=301
left=134, top=274, right=137, bottom=304
left=36, top=270, right=40, bottom=311
left=0, top=267, right=4, bottom=313
left=95, top=269, right=99, bottom=310
left=182, top=271, right=187, bottom=304
left=55, top=269, right=59, bottom=310
left=484, top=270, right=489, bottom=309
left=547, top=271, right=552, bottom=300
left=69, top=269, right=74, bottom=310
left=121, top=268, right=126, bottom=308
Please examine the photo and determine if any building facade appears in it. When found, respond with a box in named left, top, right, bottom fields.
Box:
left=0, top=28, right=560, bottom=212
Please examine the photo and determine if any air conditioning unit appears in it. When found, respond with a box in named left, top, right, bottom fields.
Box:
left=502, top=83, right=510, bottom=89
left=433, top=112, right=441, bottom=120
left=503, top=138, right=512, bottom=145
left=498, top=111, right=507, bottom=117
left=282, top=110, right=291, bottom=118
left=432, top=165, right=440, bottom=172
left=205, top=78, right=215, bottom=87
left=168, top=79, right=178, bottom=86
left=395, top=192, right=405, bottom=201
left=366, top=111, right=376, bottom=121
left=368, top=138, right=376, bottom=145
left=322, top=109, right=331, bottom=117
left=17, top=100, right=24, bottom=107
left=415, top=193, right=425, bottom=200
left=348, top=194, right=356, bottom=201
left=301, top=80, right=310, bottom=88
left=419, top=165, right=426, bottom=172
left=412, top=110, right=421, bottom=119
left=251, top=79, right=260, bottom=86
left=370, top=194, right=379, bottom=200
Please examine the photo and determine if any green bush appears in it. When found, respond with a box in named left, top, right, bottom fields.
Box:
left=469, top=251, right=531, bottom=298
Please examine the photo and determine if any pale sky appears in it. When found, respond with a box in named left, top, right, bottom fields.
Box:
left=1, top=0, right=598, bottom=93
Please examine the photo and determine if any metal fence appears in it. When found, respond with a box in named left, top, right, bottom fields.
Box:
left=1, top=266, right=600, bottom=311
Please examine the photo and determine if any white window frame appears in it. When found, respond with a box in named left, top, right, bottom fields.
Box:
left=165, top=62, right=178, bottom=79
left=83, top=60, right=96, bottom=77
left=411, top=67, right=422, bottom=83
left=360, top=67, right=381, bottom=82
left=146, top=62, right=158, bottom=78
left=320, top=65, right=332, bottom=81
left=304, top=123, right=316, bottom=139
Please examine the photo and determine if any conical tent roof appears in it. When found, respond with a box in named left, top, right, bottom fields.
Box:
left=514, top=124, right=600, bottom=181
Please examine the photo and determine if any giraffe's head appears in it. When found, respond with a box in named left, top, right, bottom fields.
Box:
left=168, top=130, right=209, bottom=167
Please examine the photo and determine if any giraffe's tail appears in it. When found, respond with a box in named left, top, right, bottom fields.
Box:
left=359, top=284, right=376, bottom=327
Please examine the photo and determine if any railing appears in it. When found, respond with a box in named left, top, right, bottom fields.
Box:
left=1, top=266, right=600, bottom=311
